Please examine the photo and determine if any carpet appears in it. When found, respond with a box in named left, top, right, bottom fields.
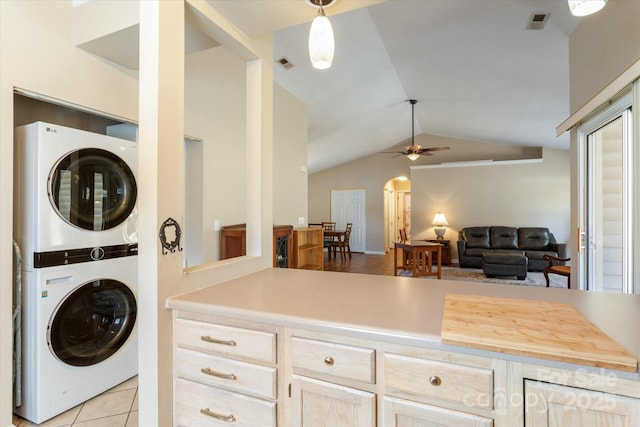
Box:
left=398, top=266, right=568, bottom=288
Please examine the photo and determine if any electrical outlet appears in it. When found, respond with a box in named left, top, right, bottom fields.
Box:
left=298, top=217, right=305, bottom=225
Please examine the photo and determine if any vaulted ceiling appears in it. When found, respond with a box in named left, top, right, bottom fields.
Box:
left=211, top=0, right=580, bottom=173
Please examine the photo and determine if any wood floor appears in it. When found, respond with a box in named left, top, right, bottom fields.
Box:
left=322, top=250, right=397, bottom=276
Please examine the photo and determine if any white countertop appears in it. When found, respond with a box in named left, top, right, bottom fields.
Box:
left=167, top=268, right=640, bottom=375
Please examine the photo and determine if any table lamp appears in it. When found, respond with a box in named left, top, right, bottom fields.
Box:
left=432, top=212, right=448, bottom=240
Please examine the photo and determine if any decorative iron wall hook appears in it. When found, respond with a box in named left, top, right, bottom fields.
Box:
left=159, top=218, right=183, bottom=255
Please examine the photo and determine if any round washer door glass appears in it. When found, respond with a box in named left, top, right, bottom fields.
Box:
left=48, top=279, right=137, bottom=366
left=49, top=148, right=137, bottom=231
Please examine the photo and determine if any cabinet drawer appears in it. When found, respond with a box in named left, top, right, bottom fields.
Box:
left=175, top=348, right=277, bottom=400
left=175, top=378, right=276, bottom=427
left=174, top=318, right=276, bottom=363
left=291, top=337, right=375, bottom=384
left=384, top=353, right=493, bottom=410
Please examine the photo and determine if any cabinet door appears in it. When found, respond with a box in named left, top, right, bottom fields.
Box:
left=525, top=380, right=640, bottom=426
left=383, top=396, right=493, bottom=427
left=291, top=375, right=375, bottom=427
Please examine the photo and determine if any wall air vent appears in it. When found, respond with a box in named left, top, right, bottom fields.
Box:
left=527, top=13, right=550, bottom=30
left=276, top=57, right=294, bottom=71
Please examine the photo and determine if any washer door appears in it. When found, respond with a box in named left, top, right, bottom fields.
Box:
left=48, top=279, right=137, bottom=367
left=48, top=148, right=137, bottom=231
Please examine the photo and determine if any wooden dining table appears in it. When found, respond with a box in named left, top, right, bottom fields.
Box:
left=394, top=240, right=442, bottom=279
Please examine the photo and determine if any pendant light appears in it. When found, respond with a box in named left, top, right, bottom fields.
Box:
left=308, top=0, right=335, bottom=70
left=568, top=0, right=607, bottom=16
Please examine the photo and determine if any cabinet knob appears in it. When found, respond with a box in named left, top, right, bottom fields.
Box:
left=429, top=375, right=442, bottom=386
left=324, top=356, right=335, bottom=366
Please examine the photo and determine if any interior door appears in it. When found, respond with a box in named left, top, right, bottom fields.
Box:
left=330, top=189, right=365, bottom=253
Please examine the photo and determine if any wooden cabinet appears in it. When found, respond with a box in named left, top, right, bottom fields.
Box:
left=290, top=336, right=376, bottom=426
left=220, top=224, right=247, bottom=260
left=220, top=224, right=293, bottom=267
left=524, top=380, right=640, bottom=426
left=273, top=225, right=293, bottom=268
left=383, top=396, right=493, bottom=427
left=168, top=271, right=640, bottom=427
left=292, top=227, right=323, bottom=270
left=426, top=239, right=450, bottom=265
left=172, top=315, right=280, bottom=427
left=291, top=375, right=375, bottom=427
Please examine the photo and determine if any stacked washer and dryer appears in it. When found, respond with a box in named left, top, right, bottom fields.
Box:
left=13, top=122, right=139, bottom=424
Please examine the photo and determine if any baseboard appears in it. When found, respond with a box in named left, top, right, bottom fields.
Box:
left=365, top=251, right=386, bottom=255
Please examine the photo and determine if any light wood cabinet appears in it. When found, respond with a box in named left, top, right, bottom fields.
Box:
left=383, top=396, right=493, bottom=427
left=291, top=375, right=375, bottom=427
left=172, top=315, right=280, bottom=427
left=292, top=227, right=324, bottom=270
left=524, top=380, right=640, bottom=427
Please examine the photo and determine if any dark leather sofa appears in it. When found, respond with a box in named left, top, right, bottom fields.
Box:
left=457, top=226, right=568, bottom=271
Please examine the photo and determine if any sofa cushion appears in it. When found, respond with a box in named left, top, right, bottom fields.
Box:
left=462, top=227, right=490, bottom=249
left=519, top=227, right=551, bottom=250
left=490, top=226, right=518, bottom=250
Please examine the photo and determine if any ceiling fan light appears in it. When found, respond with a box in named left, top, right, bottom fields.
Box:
left=568, top=0, right=607, bottom=16
left=407, top=153, right=420, bottom=161
left=309, top=7, right=334, bottom=70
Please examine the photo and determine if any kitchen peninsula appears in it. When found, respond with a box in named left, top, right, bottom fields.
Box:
left=167, top=268, right=640, bottom=426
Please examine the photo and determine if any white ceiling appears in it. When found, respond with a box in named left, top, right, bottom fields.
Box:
left=212, top=1, right=582, bottom=173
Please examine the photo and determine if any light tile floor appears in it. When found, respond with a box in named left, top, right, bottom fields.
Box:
left=12, top=376, right=138, bottom=427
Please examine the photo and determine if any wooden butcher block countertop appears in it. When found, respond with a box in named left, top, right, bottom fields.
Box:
left=441, top=293, right=638, bottom=373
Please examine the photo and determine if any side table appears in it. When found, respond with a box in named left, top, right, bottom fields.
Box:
left=426, top=239, right=450, bottom=266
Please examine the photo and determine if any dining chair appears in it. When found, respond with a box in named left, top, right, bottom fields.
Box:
left=322, top=222, right=337, bottom=253
left=399, top=229, right=407, bottom=241
left=542, top=254, right=570, bottom=287
left=329, top=222, right=352, bottom=261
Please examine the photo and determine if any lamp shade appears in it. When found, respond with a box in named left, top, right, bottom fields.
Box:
left=407, top=153, right=420, bottom=161
left=309, top=7, right=334, bottom=70
left=432, top=212, right=449, bottom=227
left=568, top=0, right=607, bottom=16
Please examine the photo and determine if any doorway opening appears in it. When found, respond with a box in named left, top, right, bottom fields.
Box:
left=384, top=177, right=411, bottom=252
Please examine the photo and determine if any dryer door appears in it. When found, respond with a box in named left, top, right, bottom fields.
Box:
left=48, top=148, right=137, bottom=231
left=48, top=279, right=137, bottom=366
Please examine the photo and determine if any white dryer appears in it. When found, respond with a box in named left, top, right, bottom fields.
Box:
left=14, top=255, right=138, bottom=424
left=14, top=121, right=138, bottom=270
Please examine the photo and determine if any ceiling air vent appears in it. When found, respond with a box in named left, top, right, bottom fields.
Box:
left=276, top=57, right=294, bottom=71
left=527, top=13, right=550, bottom=30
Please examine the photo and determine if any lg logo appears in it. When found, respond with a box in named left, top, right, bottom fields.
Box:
left=45, top=127, right=57, bottom=133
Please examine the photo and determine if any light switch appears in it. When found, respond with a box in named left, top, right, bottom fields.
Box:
left=214, top=220, right=220, bottom=231
left=298, top=217, right=305, bottom=225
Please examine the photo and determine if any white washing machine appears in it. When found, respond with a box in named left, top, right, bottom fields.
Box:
left=14, top=255, right=138, bottom=424
left=14, top=121, right=138, bottom=270
left=13, top=122, right=139, bottom=423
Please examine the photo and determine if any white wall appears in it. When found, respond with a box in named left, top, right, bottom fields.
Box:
left=569, top=0, right=640, bottom=112
left=184, top=45, right=247, bottom=264
left=273, top=84, right=308, bottom=227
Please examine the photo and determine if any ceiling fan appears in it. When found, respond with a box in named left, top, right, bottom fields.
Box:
left=382, top=99, right=449, bottom=161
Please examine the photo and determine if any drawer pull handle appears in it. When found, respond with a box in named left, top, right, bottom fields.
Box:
left=200, top=408, right=236, bottom=422
left=201, top=367, right=237, bottom=380
left=324, top=356, right=335, bottom=366
left=429, top=375, right=442, bottom=386
left=201, top=335, right=237, bottom=347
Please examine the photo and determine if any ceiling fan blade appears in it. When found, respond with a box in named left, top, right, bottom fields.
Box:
left=418, top=146, right=450, bottom=153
